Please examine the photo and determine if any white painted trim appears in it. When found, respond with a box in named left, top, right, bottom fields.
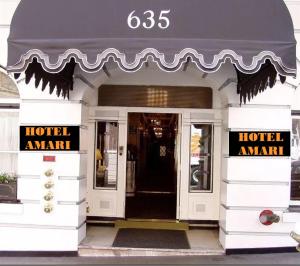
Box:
left=221, top=204, right=288, bottom=211
left=58, top=176, right=87, bottom=181
left=0, top=150, right=18, bottom=154
left=20, top=99, right=84, bottom=104
left=20, top=200, right=40, bottom=204
left=0, top=98, right=20, bottom=104
left=224, top=155, right=291, bottom=160
left=228, top=104, right=291, bottom=109
left=0, top=108, right=19, bottom=112
left=57, top=199, right=86, bottom=206
left=222, top=180, right=290, bottom=186
left=227, top=128, right=292, bottom=132
left=18, top=175, right=40, bottom=179
left=19, top=150, right=87, bottom=155
left=0, top=222, right=85, bottom=230
left=220, top=227, right=291, bottom=236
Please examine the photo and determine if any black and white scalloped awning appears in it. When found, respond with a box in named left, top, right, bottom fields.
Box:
left=7, top=0, right=297, bottom=101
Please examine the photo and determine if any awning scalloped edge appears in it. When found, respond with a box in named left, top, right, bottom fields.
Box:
left=7, top=48, right=296, bottom=77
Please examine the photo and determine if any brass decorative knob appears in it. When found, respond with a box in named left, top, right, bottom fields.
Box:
left=44, top=204, right=53, bottom=213
left=44, top=192, right=54, bottom=201
left=44, top=169, right=54, bottom=177
left=44, top=180, right=54, bottom=189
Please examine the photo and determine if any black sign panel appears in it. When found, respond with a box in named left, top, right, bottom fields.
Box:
left=229, top=131, right=290, bottom=157
left=20, top=126, right=80, bottom=151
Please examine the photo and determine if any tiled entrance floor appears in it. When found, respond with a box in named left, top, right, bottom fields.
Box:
left=79, top=225, right=224, bottom=256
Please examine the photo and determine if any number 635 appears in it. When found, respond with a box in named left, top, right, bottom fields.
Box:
left=127, top=10, right=170, bottom=30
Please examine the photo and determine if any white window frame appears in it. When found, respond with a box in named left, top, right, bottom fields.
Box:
left=0, top=97, right=20, bottom=171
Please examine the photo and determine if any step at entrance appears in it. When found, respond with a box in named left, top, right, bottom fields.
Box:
left=115, top=219, right=189, bottom=231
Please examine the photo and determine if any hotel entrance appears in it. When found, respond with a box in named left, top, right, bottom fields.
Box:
left=125, top=113, right=179, bottom=220
left=2, top=0, right=298, bottom=254
left=86, top=85, right=221, bottom=224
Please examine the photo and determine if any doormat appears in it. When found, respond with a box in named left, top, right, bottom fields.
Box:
left=112, top=228, right=190, bottom=249
left=115, top=220, right=189, bottom=231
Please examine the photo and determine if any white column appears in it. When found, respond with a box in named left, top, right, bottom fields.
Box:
left=0, top=79, right=89, bottom=251
left=219, top=83, right=298, bottom=250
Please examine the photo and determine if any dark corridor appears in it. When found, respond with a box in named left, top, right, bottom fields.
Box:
left=126, top=113, right=178, bottom=220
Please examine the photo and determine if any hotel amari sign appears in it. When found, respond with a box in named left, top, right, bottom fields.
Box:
left=229, top=131, right=290, bottom=156
left=20, top=126, right=80, bottom=151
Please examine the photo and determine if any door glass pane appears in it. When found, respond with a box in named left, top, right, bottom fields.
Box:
left=94, top=121, right=118, bottom=189
left=190, top=124, right=213, bottom=192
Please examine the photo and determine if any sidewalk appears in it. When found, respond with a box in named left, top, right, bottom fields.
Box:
left=0, top=253, right=300, bottom=265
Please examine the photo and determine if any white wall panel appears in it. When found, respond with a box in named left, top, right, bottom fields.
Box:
left=0, top=203, right=84, bottom=227
left=19, top=102, right=82, bottom=125
left=0, top=0, right=20, bottom=25
left=222, top=207, right=294, bottom=233
left=223, top=183, right=290, bottom=208
left=283, top=212, right=300, bottom=223
left=225, top=158, right=291, bottom=182
left=228, top=107, right=291, bottom=130
left=0, top=203, right=23, bottom=215
left=18, top=178, right=85, bottom=202
left=286, top=0, right=300, bottom=30
left=0, top=226, right=82, bottom=251
left=292, top=86, right=300, bottom=110
left=223, top=233, right=297, bottom=249
left=18, top=153, right=82, bottom=177
left=243, top=84, right=294, bottom=106
left=57, top=179, right=86, bottom=202
left=0, top=28, right=9, bottom=66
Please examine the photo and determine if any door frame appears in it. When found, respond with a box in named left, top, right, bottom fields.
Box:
left=87, top=106, right=221, bottom=220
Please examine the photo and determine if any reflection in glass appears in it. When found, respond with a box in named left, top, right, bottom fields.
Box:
left=291, top=118, right=300, bottom=200
left=95, top=122, right=118, bottom=189
left=190, top=124, right=212, bottom=192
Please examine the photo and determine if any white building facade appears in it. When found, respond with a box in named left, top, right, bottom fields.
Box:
left=0, top=0, right=300, bottom=254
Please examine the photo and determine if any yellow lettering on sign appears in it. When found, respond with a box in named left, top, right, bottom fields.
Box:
left=239, top=133, right=248, bottom=142
left=25, top=127, right=35, bottom=136
left=65, top=141, right=71, bottom=150
left=25, top=141, right=34, bottom=150
left=238, top=146, right=285, bottom=156
left=63, top=127, right=71, bottom=136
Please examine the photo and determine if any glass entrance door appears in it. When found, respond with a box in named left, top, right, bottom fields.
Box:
left=86, top=109, right=127, bottom=218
